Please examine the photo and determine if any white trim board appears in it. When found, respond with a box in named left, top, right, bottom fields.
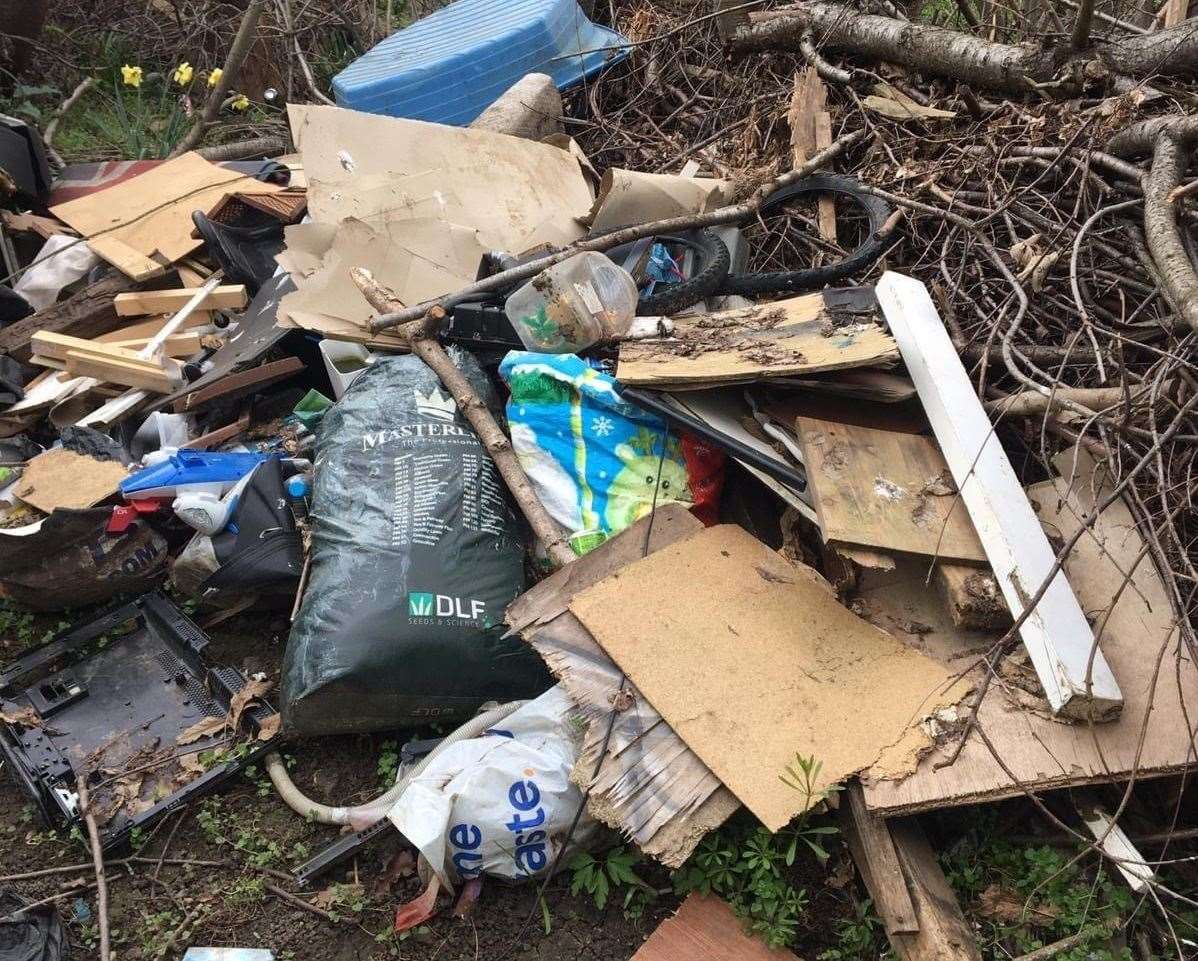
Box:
left=875, top=273, right=1122, bottom=720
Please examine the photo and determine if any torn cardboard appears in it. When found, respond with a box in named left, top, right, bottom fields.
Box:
left=569, top=524, right=968, bottom=831
left=13, top=448, right=128, bottom=513
left=287, top=104, right=593, bottom=252
left=585, top=168, right=728, bottom=235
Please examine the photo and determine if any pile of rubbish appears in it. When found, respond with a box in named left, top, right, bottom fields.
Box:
left=2, top=0, right=1198, bottom=957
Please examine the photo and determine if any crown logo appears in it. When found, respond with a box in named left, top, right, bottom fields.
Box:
left=414, top=386, right=456, bottom=421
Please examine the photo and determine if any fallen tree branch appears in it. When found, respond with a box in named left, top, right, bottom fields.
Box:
left=352, top=273, right=576, bottom=568
left=170, top=0, right=267, bottom=157
left=1110, top=116, right=1198, bottom=333
left=984, top=385, right=1151, bottom=418
left=728, top=2, right=1198, bottom=91
left=76, top=775, right=111, bottom=961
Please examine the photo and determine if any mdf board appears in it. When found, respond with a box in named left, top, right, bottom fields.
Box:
left=615, top=294, right=899, bottom=388
left=50, top=153, right=281, bottom=280
left=796, top=417, right=987, bottom=564
left=13, top=449, right=128, bottom=513
left=569, top=525, right=966, bottom=831
left=858, top=470, right=1198, bottom=815
left=876, top=273, right=1121, bottom=720
left=632, top=894, right=800, bottom=961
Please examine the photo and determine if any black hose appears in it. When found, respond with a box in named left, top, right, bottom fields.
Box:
left=720, top=173, right=896, bottom=296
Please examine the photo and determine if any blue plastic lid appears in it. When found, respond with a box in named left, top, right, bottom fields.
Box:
left=332, top=0, right=629, bottom=125
left=285, top=475, right=311, bottom=499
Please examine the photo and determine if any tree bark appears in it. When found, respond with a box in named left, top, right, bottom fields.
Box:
left=0, top=272, right=138, bottom=363
left=728, top=3, right=1198, bottom=91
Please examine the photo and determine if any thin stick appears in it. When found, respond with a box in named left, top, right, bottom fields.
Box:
left=170, top=0, right=268, bottom=157
left=264, top=882, right=339, bottom=922
left=351, top=280, right=575, bottom=568
left=44, top=76, right=95, bottom=147
left=76, top=776, right=111, bottom=961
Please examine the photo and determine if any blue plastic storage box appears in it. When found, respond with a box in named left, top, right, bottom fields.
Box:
left=332, top=0, right=629, bottom=125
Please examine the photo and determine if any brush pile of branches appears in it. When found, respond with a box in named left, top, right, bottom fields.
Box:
left=569, top=0, right=1198, bottom=645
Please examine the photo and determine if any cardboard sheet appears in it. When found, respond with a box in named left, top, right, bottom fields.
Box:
left=860, top=455, right=1198, bottom=813
left=569, top=525, right=967, bottom=831
left=13, top=449, right=128, bottom=513
left=632, top=894, right=799, bottom=961
left=287, top=104, right=593, bottom=251
left=50, top=153, right=281, bottom=280
left=276, top=217, right=486, bottom=345
left=585, top=168, right=728, bottom=235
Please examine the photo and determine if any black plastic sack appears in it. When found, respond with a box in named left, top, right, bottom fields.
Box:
left=281, top=351, right=548, bottom=736
left=0, top=889, right=68, bottom=961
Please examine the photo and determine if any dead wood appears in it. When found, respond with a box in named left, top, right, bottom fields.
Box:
left=729, top=3, right=1198, bottom=92
left=351, top=270, right=576, bottom=568
left=76, top=775, right=111, bottom=961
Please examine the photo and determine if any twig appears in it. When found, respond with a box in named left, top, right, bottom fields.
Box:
left=170, top=0, right=268, bottom=157
left=263, top=882, right=339, bottom=922
left=1010, top=921, right=1116, bottom=961
left=76, top=776, right=111, bottom=961
left=43, top=76, right=95, bottom=147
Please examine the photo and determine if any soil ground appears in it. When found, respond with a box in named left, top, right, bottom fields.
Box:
left=0, top=608, right=855, bottom=960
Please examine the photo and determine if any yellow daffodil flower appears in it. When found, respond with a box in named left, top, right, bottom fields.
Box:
left=173, top=61, right=194, bottom=86
left=231, top=94, right=250, bottom=111
left=120, top=64, right=143, bottom=88
left=208, top=67, right=223, bottom=87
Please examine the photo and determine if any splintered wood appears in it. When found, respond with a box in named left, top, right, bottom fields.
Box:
left=568, top=524, right=970, bottom=832
left=615, top=293, right=898, bottom=388
left=506, top=506, right=738, bottom=868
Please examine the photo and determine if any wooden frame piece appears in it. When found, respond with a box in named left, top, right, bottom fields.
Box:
left=841, top=786, right=981, bottom=961
left=1078, top=803, right=1155, bottom=893
left=63, top=344, right=183, bottom=393
left=875, top=273, right=1122, bottom=720
left=114, top=285, right=247, bottom=317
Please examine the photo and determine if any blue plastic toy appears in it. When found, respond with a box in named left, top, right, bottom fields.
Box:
left=120, top=450, right=276, bottom=500
left=332, top=0, right=629, bottom=124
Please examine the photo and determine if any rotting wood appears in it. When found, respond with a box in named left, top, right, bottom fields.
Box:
left=840, top=782, right=918, bottom=936
left=876, top=272, right=1122, bottom=721
left=114, top=285, right=247, bottom=317
left=0, top=272, right=138, bottom=363
left=935, top=563, right=1011, bottom=630
left=887, top=819, right=983, bottom=961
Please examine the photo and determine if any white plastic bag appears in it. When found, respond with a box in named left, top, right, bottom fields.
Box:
left=14, top=234, right=100, bottom=310
left=387, top=685, right=592, bottom=889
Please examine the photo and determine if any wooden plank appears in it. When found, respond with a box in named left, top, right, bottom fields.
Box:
left=615, top=294, right=898, bottom=388
left=569, top=525, right=967, bottom=832
left=29, top=354, right=66, bottom=371
left=632, top=894, right=800, bottom=961
left=934, top=563, right=1010, bottom=629
left=788, top=67, right=826, bottom=169
left=887, top=820, right=982, bottom=961
left=93, top=311, right=212, bottom=343
left=875, top=272, right=1122, bottom=720
left=171, top=356, right=304, bottom=412
left=814, top=112, right=838, bottom=243
left=64, top=350, right=182, bottom=393
left=0, top=273, right=137, bottom=363
left=50, top=152, right=281, bottom=279
left=114, top=285, right=247, bottom=317
left=795, top=416, right=987, bottom=563
left=106, top=332, right=204, bottom=358
left=858, top=457, right=1198, bottom=814
left=840, top=782, right=918, bottom=935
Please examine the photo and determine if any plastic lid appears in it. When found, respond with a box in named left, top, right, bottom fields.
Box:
left=286, top=475, right=311, bottom=498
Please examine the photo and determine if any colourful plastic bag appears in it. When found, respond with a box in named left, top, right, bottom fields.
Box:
left=499, top=352, right=721, bottom=552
